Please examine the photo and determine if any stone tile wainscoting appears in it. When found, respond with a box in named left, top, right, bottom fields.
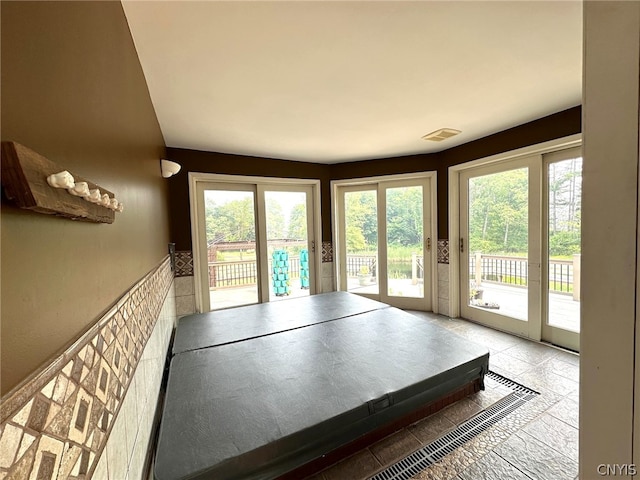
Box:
left=0, top=257, right=176, bottom=480
left=174, top=251, right=193, bottom=278
left=437, top=240, right=451, bottom=317
left=321, top=241, right=335, bottom=293
left=174, top=251, right=196, bottom=317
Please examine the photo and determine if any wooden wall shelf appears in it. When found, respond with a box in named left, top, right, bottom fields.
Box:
left=1, top=141, right=117, bottom=223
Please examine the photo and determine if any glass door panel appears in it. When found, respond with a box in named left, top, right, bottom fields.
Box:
left=542, top=149, right=581, bottom=351
left=337, top=178, right=432, bottom=311
left=264, top=190, right=312, bottom=302
left=344, top=189, right=379, bottom=295
left=547, top=157, right=581, bottom=332
left=460, top=157, right=539, bottom=339
left=203, top=188, right=258, bottom=310
left=467, top=168, right=529, bottom=320
left=460, top=149, right=580, bottom=349
left=194, top=178, right=318, bottom=312
left=385, top=186, right=424, bottom=299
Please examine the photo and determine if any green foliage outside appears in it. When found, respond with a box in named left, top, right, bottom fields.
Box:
left=550, top=280, right=573, bottom=293
left=345, top=190, right=378, bottom=251
left=484, top=274, right=527, bottom=286
left=205, top=192, right=309, bottom=259
left=205, top=194, right=309, bottom=243
left=549, top=229, right=581, bottom=257
left=287, top=203, right=308, bottom=242
left=202, top=158, right=581, bottom=270
left=205, top=195, right=255, bottom=244
left=386, top=187, right=423, bottom=247
left=468, top=168, right=528, bottom=255
left=345, top=188, right=424, bottom=261
left=266, top=200, right=285, bottom=240
left=468, top=159, right=582, bottom=258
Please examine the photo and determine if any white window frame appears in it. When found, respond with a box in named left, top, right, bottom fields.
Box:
left=448, top=133, right=582, bottom=319
left=188, top=172, right=322, bottom=313
left=331, top=171, right=438, bottom=312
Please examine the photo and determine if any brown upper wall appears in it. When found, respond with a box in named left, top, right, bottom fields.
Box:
left=331, top=106, right=582, bottom=237
left=165, top=148, right=332, bottom=249
left=1, top=2, right=170, bottom=395
left=434, top=107, right=581, bottom=236
left=438, top=107, right=582, bottom=168
left=166, top=107, right=580, bottom=248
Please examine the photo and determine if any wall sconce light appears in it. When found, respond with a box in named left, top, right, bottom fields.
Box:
left=161, top=159, right=181, bottom=178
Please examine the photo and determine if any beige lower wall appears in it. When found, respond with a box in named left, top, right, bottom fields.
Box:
left=321, top=262, right=336, bottom=293
left=175, top=277, right=197, bottom=317
left=93, top=282, right=175, bottom=480
left=0, top=258, right=175, bottom=479
left=437, top=263, right=451, bottom=317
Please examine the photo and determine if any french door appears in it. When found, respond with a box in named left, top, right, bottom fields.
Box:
left=192, top=176, right=319, bottom=312
left=459, top=147, right=581, bottom=351
left=259, top=186, right=315, bottom=303
left=335, top=175, right=435, bottom=311
left=541, top=148, right=582, bottom=350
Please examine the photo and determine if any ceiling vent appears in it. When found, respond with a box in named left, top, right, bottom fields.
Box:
left=422, top=128, right=461, bottom=142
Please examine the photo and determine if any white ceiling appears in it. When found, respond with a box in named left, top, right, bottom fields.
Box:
left=122, top=1, right=582, bottom=164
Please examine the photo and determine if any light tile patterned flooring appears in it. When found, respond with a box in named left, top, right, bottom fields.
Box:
left=308, top=312, right=580, bottom=480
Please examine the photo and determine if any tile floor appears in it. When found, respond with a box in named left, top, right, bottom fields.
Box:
left=308, top=311, right=580, bottom=480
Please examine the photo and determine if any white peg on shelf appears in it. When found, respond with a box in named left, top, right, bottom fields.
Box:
left=87, top=188, right=101, bottom=203
left=68, top=181, right=90, bottom=197
left=47, top=171, right=75, bottom=189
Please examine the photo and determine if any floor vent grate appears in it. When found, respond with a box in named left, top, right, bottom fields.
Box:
left=368, top=371, right=539, bottom=480
left=485, top=370, right=539, bottom=395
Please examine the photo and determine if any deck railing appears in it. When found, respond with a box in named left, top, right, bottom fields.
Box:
left=208, top=260, right=258, bottom=289
left=208, top=252, right=581, bottom=300
left=209, top=257, right=301, bottom=289
left=346, top=255, right=377, bottom=276
left=470, top=253, right=581, bottom=300
left=346, top=254, right=424, bottom=283
left=210, top=254, right=423, bottom=289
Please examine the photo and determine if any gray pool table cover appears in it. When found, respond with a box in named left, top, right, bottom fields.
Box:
left=155, top=305, right=489, bottom=480
left=172, top=291, right=390, bottom=355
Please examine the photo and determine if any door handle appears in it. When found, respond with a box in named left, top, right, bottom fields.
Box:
left=460, top=238, right=464, bottom=253
left=427, top=238, right=431, bottom=251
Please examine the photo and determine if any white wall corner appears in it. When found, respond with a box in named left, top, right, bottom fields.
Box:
left=582, top=1, right=640, bottom=475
